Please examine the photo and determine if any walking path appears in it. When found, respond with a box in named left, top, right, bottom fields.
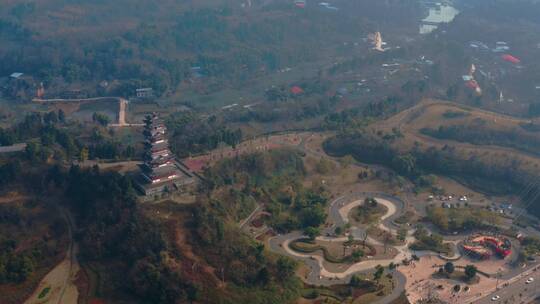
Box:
left=24, top=208, right=80, bottom=304
left=268, top=191, right=466, bottom=303
left=269, top=194, right=411, bottom=278
left=268, top=193, right=414, bottom=304
left=0, top=143, right=26, bottom=153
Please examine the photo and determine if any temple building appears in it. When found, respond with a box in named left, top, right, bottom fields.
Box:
left=135, top=113, right=195, bottom=197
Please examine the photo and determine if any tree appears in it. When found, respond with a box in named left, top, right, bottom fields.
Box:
left=352, top=249, right=364, bottom=262
left=92, top=112, right=110, bottom=126
left=276, top=257, right=297, bottom=278
left=187, top=285, right=200, bottom=303
left=343, top=235, right=353, bottom=256
left=315, top=158, right=336, bottom=174
left=428, top=207, right=450, bottom=231
left=444, top=262, right=455, bottom=274
left=397, top=227, right=407, bottom=241
left=340, top=155, right=354, bottom=168
left=24, top=142, right=40, bottom=162
left=362, top=228, right=370, bottom=247
left=308, top=290, right=319, bottom=299
left=79, top=147, right=89, bottom=162
left=256, top=267, right=270, bottom=285
left=124, top=145, right=136, bottom=159
left=350, top=274, right=361, bottom=287
left=392, top=153, right=417, bottom=176
left=334, top=226, right=343, bottom=236
left=300, top=206, right=325, bottom=228
left=365, top=197, right=378, bottom=208
left=58, top=109, right=66, bottom=123
left=464, top=264, right=477, bottom=280
left=0, top=127, right=15, bottom=146
left=373, top=265, right=384, bottom=283
left=304, top=227, right=320, bottom=242
left=383, top=231, right=392, bottom=253
left=44, top=111, right=58, bottom=125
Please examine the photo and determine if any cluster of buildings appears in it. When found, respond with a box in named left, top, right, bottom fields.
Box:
left=469, top=40, right=513, bottom=54
left=135, top=113, right=195, bottom=197
left=318, top=2, right=339, bottom=10
left=0, top=73, right=43, bottom=100
left=1, top=70, right=157, bottom=102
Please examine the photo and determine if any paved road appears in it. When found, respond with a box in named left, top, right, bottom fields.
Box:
left=0, top=143, right=26, bottom=153
left=476, top=265, right=540, bottom=304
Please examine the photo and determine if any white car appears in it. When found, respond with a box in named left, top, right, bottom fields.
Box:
left=491, top=295, right=500, bottom=301
left=526, top=277, right=534, bottom=284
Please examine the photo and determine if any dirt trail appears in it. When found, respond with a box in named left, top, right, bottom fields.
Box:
left=118, top=98, right=126, bottom=125
left=24, top=209, right=80, bottom=304
left=0, top=194, right=30, bottom=204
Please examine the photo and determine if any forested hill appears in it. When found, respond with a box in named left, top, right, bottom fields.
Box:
left=0, top=0, right=420, bottom=97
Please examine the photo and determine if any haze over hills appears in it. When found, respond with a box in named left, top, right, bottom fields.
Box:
left=0, top=0, right=423, bottom=100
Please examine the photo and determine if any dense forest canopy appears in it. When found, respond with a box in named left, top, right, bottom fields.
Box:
left=0, top=0, right=420, bottom=97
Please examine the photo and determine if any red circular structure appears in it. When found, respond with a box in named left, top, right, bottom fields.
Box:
left=462, top=235, right=512, bottom=259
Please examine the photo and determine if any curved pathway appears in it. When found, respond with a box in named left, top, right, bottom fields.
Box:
left=268, top=193, right=411, bottom=304
left=268, top=192, right=464, bottom=303
left=269, top=193, right=411, bottom=274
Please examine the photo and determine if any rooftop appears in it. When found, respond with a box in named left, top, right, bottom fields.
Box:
left=10, top=72, right=24, bottom=79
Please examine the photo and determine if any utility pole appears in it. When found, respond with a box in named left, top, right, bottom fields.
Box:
left=496, top=268, right=502, bottom=290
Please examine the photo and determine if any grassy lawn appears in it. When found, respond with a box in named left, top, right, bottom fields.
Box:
left=352, top=203, right=388, bottom=225
left=409, top=240, right=453, bottom=256
left=290, top=238, right=373, bottom=264
left=301, top=287, right=342, bottom=301
left=301, top=273, right=396, bottom=304
left=393, top=210, right=417, bottom=225
left=353, top=274, right=394, bottom=304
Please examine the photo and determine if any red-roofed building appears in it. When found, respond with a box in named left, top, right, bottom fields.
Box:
left=290, top=86, right=304, bottom=95
left=502, top=54, right=521, bottom=64
left=295, top=1, right=306, bottom=8
left=465, top=80, right=479, bottom=90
